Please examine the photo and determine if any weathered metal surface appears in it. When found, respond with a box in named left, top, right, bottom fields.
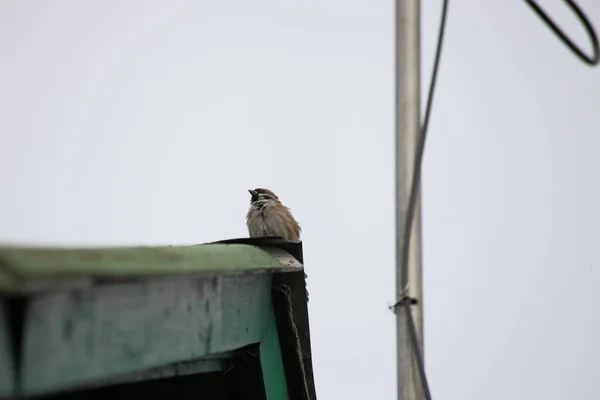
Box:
left=0, top=244, right=300, bottom=294
left=0, top=271, right=14, bottom=293
left=212, top=237, right=304, bottom=265
left=272, top=271, right=314, bottom=399
left=96, top=351, right=234, bottom=388
left=0, top=239, right=312, bottom=398
left=0, top=301, right=15, bottom=398
left=260, top=303, right=288, bottom=400
left=20, top=273, right=272, bottom=397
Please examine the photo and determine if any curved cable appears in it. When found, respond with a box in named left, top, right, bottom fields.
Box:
left=524, top=0, right=599, bottom=66
left=398, top=0, right=449, bottom=299
left=392, top=1, right=450, bottom=399
left=392, top=2, right=597, bottom=399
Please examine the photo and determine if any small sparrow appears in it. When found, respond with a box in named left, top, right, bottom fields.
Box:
left=246, top=188, right=308, bottom=300
left=246, top=188, right=301, bottom=241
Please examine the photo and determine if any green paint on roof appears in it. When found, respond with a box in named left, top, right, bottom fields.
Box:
left=0, top=270, right=14, bottom=291
left=0, top=244, right=285, bottom=279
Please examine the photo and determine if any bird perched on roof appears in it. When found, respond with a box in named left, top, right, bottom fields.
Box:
left=246, top=188, right=301, bottom=241
left=246, top=188, right=308, bottom=300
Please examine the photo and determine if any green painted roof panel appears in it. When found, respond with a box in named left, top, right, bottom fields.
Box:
left=0, top=243, right=292, bottom=280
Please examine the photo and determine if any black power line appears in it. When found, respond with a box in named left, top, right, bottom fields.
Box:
left=391, top=1, right=598, bottom=400
left=525, top=0, right=599, bottom=66
left=391, top=0, right=450, bottom=399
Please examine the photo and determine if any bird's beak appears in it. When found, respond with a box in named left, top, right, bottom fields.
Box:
left=248, top=189, right=257, bottom=196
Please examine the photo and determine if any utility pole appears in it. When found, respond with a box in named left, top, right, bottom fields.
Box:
left=395, top=1, right=424, bottom=400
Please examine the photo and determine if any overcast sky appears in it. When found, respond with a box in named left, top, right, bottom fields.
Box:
left=1, top=1, right=600, bottom=399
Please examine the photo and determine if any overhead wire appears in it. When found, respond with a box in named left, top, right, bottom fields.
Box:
left=391, top=0, right=449, bottom=399
left=391, top=0, right=598, bottom=399
left=524, top=0, right=599, bottom=66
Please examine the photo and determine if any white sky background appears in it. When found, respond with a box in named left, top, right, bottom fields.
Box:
left=1, top=1, right=599, bottom=399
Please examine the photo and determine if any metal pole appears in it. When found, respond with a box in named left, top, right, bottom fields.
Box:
left=395, top=1, right=423, bottom=400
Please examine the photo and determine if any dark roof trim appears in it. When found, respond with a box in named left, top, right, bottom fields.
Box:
left=211, top=238, right=315, bottom=399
